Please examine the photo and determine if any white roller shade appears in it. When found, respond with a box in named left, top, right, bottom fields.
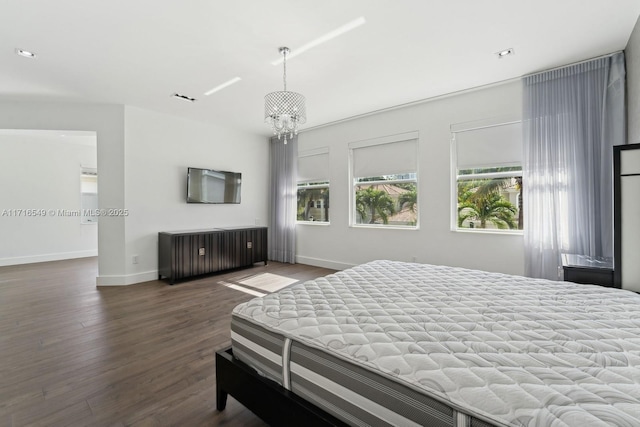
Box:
left=298, top=147, right=329, bottom=183
left=352, top=138, right=418, bottom=178
left=455, top=122, right=522, bottom=169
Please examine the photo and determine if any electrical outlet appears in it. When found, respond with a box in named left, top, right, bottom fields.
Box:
left=199, top=248, right=205, bottom=256
left=247, top=241, right=253, bottom=249
left=132, top=255, right=139, bottom=264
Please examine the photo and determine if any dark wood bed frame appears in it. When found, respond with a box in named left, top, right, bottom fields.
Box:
left=216, top=347, right=349, bottom=426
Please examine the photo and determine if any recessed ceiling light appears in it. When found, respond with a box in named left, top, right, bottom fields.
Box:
left=496, top=48, right=515, bottom=59
left=271, top=16, right=366, bottom=65
left=204, top=77, right=242, bottom=96
left=15, top=48, right=36, bottom=58
left=171, top=93, right=197, bottom=102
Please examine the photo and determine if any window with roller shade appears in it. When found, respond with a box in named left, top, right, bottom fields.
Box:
left=349, top=132, right=418, bottom=227
left=452, top=121, right=523, bottom=231
left=297, top=147, right=329, bottom=223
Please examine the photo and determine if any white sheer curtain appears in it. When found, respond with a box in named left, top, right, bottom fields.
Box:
left=523, top=52, right=626, bottom=279
left=269, top=136, right=297, bottom=263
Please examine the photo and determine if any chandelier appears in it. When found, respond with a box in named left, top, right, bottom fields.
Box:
left=264, top=47, right=306, bottom=144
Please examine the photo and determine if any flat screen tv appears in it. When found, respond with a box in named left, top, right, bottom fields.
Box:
left=187, top=167, right=241, bottom=204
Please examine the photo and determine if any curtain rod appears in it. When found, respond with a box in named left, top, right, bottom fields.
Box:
left=524, top=50, right=623, bottom=78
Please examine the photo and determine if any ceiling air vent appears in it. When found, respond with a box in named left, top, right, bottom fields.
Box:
left=171, top=93, right=197, bottom=102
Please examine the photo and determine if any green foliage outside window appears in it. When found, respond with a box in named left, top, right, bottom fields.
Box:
left=457, top=167, right=522, bottom=230
left=354, top=177, right=417, bottom=226
left=297, top=185, right=329, bottom=222
left=355, top=187, right=396, bottom=224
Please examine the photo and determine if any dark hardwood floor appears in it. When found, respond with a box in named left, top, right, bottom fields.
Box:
left=0, top=257, right=336, bottom=427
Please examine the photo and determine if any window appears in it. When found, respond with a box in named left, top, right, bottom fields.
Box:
left=349, top=132, right=418, bottom=228
left=297, top=182, right=329, bottom=222
left=452, top=120, right=522, bottom=231
left=457, top=167, right=522, bottom=230
left=297, top=148, right=329, bottom=223
left=354, top=174, right=417, bottom=226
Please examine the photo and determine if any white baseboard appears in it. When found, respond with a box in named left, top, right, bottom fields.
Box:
left=295, top=256, right=355, bottom=271
left=97, top=270, right=158, bottom=286
left=96, top=257, right=350, bottom=286
left=0, top=250, right=98, bottom=267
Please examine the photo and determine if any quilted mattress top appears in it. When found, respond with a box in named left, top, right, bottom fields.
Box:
left=233, top=260, right=640, bottom=426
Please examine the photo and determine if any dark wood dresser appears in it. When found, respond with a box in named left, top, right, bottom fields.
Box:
left=158, top=226, right=267, bottom=284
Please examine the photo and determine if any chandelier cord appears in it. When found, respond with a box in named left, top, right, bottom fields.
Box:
left=282, top=49, right=287, bottom=92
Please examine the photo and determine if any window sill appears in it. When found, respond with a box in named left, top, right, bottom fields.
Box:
left=453, top=228, right=523, bottom=236
left=297, top=221, right=330, bottom=226
left=350, top=224, right=419, bottom=231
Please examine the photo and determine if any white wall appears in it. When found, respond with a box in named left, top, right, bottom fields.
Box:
left=119, top=106, right=269, bottom=284
left=0, top=100, right=126, bottom=280
left=0, top=101, right=269, bottom=285
left=0, top=131, right=98, bottom=265
left=297, top=80, right=525, bottom=275
left=627, top=14, right=640, bottom=144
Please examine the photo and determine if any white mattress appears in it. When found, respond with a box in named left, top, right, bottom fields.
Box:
left=232, top=260, right=640, bottom=426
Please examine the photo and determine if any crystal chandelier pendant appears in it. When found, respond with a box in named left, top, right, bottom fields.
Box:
left=264, top=47, right=306, bottom=144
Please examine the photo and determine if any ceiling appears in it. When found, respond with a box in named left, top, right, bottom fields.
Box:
left=2, top=0, right=639, bottom=136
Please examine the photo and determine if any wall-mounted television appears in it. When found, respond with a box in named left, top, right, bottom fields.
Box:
left=187, top=167, right=241, bottom=204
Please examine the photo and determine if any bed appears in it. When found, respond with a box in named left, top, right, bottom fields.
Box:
left=216, top=260, right=640, bottom=426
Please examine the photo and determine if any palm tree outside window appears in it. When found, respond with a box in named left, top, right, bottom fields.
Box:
left=457, top=167, right=522, bottom=230
left=353, top=173, right=417, bottom=227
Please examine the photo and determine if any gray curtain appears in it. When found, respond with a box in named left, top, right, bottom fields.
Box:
left=268, top=136, right=297, bottom=263
left=523, top=52, right=626, bottom=279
